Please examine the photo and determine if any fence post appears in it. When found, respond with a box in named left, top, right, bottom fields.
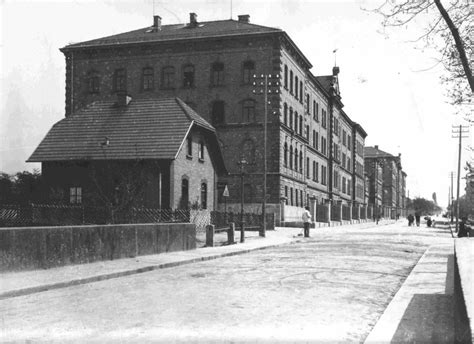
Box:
left=240, top=222, right=245, bottom=243
left=206, top=224, right=215, bottom=247
left=228, top=222, right=235, bottom=245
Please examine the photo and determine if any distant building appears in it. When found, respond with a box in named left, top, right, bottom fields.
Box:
left=28, top=97, right=226, bottom=210
left=364, top=145, right=407, bottom=218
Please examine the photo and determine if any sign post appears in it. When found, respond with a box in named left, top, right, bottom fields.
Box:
left=223, top=185, right=229, bottom=224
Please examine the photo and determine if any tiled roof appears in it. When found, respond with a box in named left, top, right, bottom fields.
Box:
left=315, top=75, right=333, bottom=93
left=364, top=146, right=395, bottom=158
left=62, top=19, right=282, bottom=50
left=28, top=97, right=215, bottom=162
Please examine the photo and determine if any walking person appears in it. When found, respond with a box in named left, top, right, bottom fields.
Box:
left=407, top=214, right=414, bottom=226
left=302, top=206, right=312, bottom=238
left=415, top=213, right=421, bottom=227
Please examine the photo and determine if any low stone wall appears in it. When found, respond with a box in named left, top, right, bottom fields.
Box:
left=0, top=223, right=196, bottom=272
left=454, top=239, right=473, bottom=343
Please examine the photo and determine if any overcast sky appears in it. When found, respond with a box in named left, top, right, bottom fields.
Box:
left=1, top=0, right=472, bottom=207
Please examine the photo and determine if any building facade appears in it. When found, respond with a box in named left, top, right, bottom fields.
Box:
left=364, top=146, right=407, bottom=218
left=59, top=12, right=367, bottom=213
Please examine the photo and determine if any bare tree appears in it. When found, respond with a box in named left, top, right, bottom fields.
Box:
left=370, top=0, right=473, bottom=114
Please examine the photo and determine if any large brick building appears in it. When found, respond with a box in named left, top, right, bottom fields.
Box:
left=57, top=12, right=367, bottom=213
left=364, top=146, right=407, bottom=218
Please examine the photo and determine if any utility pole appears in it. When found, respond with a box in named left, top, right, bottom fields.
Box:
left=252, top=73, right=280, bottom=238
left=452, top=125, right=469, bottom=232
left=450, top=171, right=454, bottom=223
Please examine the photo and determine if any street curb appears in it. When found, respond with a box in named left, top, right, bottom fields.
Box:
left=0, top=239, right=304, bottom=300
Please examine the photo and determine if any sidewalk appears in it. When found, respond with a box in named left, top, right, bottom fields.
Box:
left=0, top=220, right=389, bottom=300
left=364, top=242, right=455, bottom=343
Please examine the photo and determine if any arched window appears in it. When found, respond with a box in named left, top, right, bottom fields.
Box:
left=284, top=142, right=288, bottom=167
left=211, top=62, right=224, bottom=86
left=87, top=70, right=100, bottom=94
left=289, top=145, right=293, bottom=169
left=180, top=178, right=189, bottom=209
left=211, top=101, right=225, bottom=125
left=142, top=67, right=154, bottom=91
left=242, top=60, right=255, bottom=84
left=295, top=148, right=298, bottom=171
left=283, top=103, right=288, bottom=126
left=242, top=99, right=256, bottom=122
left=200, top=182, right=207, bottom=209
left=289, top=108, right=293, bottom=130
left=162, top=66, right=175, bottom=88
left=183, top=64, right=195, bottom=87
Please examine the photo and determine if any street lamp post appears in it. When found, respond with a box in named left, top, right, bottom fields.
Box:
left=237, top=158, right=248, bottom=243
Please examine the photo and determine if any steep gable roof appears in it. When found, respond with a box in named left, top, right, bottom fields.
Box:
left=62, top=19, right=282, bottom=50
left=364, top=146, right=395, bottom=159
left=28, top=97, right=221, bottom=166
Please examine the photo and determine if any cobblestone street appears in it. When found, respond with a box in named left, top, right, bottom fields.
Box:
left=1, top=222, right=452, bottom=343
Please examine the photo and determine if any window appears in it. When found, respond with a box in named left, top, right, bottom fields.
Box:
left=181, top=179, right=189, bottom=209
left=299, top=81, right=303, bottom=102
left=285, top=186, right=288, bottom=204
left=290, top=70, right=293, bottom=94
left=299, top=116, right=303, bottom=135
left=305, top=125, right=309, bottom=140
left=342, top=153, right=346, bottom=169
left=294, top=148, right=298, bottom=171
left=295, top=76, right=299, bottom=98
left=289, top=145, right=293, bottom=169
left=87, top=70, right=100, bottom=93
left=187, top=136, right=192, bottom=156
left=283, top=103, right=288, bottom=126
left=141, top=67, right=154, bottom=91
left=198, top=141, right=205, bottom=160
left=313, top=101, right=318, bottom=121
left=342, top=130, right=347, bottom=146
left=289, top=108, right=293, bottom=130
left=162, top=66, right=175, bottom=88
left=312, top=161, right=316, bottom=181
left=347, top=135, right=351, bottom=151
left=348, top=180, right=352, bottom=196
left=300, top=190, right=303, bottom=207
left=284, top=65, right=288, bottom=89
left=211, top=62, right=224, bottom=86
left=295, top=189, right=299, bottom=207
left=316, top=132, right=319, bottom=150
left=299, top=152, right=303, bottom=173
left=306, top=94, right=310, bottom=113
left=321, top=137, right=327, bottom=156
left=242, top=99, right=256, bottom=122
left=69, top=187, right=82, bottom=204
left=284, top=143, right=288, bottom=167
left=242, top=61, right=255, bottom=84
left=347, top=157, right=351, bottom=172
left=306, top=157, right=310, bottom=178
left=342, top=177, right=346, bottom=194
left=315, top=162, right=319, bottom=182
left=322, top=109, right=327, bottom=128
left=183, top=64, right=195, bottom=87
left=201, top=183, right=207, bottom=209
left=321, top=166, right=327, bottom=185
left=290, top=187, right=294, bottom=206
left=113, top=69, right=126, bottom=92
left=294, top=112, right=298, bottom=133
left=211, top=101, right=225, bottom=125
left=312, top=130, right=316, bottom=149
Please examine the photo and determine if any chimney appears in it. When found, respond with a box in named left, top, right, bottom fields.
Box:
left=374, top=145, right=379, bottom=150
left=117, top=93, right=132, bottom=107
left=332, top=66, right=340, bottom=76
left=238, top=14, right=250, bottom=23
left=189, top=12, right=198, bottom=27
left=153, top=15, right=162, bottom=31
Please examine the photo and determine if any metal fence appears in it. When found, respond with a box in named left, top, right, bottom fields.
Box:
left=0, top=204, right=275, bottom=231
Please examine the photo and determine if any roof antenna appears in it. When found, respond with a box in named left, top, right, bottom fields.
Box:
left=333, top=48, right=338, bottom=66
left=230, top=0, right=233, bottom=19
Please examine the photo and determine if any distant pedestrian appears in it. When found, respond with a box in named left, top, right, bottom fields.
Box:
left=407, top=214, right=414, bottom=226
left=302, top=206, right=312, bottom=238
left=427, top=218, right=432, bottom=227
left=415, top=213, right=421, bottom=227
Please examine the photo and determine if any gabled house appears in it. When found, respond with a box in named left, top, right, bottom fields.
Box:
left=28, top=96, right=226, bottom=211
